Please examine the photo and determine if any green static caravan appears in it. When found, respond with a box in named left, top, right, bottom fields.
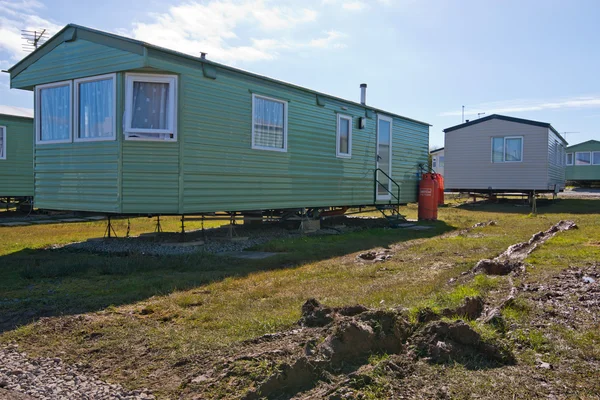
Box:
left=0, top=112, right=34, bottom=204
left=7, top=24, right=430, bottom=216
left=565, top=140, right=600, bottom=184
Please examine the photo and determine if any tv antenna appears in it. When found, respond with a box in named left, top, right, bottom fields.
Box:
left=561, top=131, right=579, bottom=141
left=21, top=29, right=49, bottom=52
left=477, top=112, right=486, bottom=119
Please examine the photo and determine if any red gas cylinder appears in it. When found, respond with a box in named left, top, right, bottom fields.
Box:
left=418, top=173, right=439, bottom=221
left=435, top=174, right=445, bottom=206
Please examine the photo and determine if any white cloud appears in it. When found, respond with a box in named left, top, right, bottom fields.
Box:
left=440, top=96, right=600, bottom=117
left=130, top=0, right=341, bottom=64
left=309, top=30, right=347, bottom=49
left=342, top=1, right=367, bottom=11
left=0, top=0, right=62, bottom=62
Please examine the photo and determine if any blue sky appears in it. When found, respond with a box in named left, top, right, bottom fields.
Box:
left=1, top=0, right=599, bottom=147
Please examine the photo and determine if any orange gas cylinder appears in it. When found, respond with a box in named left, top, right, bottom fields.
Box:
left=435, top=174, right=445, bottom=206
left=418, top=173, right=439, bottom=221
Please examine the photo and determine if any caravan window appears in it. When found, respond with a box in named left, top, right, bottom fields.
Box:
left=74, top=74, right=116, bottom=141
left=251, top=94, right=288, bottom=152
left=575, top=152, right=591, bottom=165
left=35, top=81, right=72, bottom=144
left=593, top=151, right=600, bottom=165
left=125, top=74, right=178, bottom=141
left=0, top=126, right=5, bottom=159
left=492, top=136, right=523, bottom=163
left=566, top=153, right=573, bottom=165
left=336, top=114, right=352, bottom=158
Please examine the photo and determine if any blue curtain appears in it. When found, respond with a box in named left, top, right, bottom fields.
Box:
left=40, top=85, right=70, bottom=141
left=253, top=97, right=285, bottom=148
left=79, top=78, right=113, bottom=139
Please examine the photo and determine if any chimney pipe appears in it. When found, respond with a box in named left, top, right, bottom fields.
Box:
left=360, top=83, right=367, bottom=105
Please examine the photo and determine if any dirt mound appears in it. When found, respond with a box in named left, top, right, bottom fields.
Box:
left=417, top=296, right=485, bottom=323
left=411, top=320, right=515, bottom=366
left=474, top=220, right=577, bottom=275
left=298, top=298, right=369, bottom=327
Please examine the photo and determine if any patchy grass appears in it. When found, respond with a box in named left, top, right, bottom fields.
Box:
left=0, top=199, right=599, bottom=398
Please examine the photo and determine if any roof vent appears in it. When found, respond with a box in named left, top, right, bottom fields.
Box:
left=465, top=119, right=470, bottom=123
left=360, top=83, right=367, bottom=105
left=200, top=52, right=207, bottom=60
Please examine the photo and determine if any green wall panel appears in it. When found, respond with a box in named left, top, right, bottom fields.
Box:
left=566, top=141, right=600, bottom=181
left=0, top=115, right=34, bottom=197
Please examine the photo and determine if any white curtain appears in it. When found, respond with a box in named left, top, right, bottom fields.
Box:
left=131, top=82, right=169, bottom=130
left=40, top=85, right=70, bottom=141
left=79, top=78, right=113, bottom=139
left=338, top=118, right=349, bottom=154
left=253, top=97, right=284, bottom=148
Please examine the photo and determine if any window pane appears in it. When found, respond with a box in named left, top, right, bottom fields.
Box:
left=439, top=155, right=445, bottom=167
left=338, top=118, right=350, bottom=154
left=567, top=153, right=573, bottom=165
left=593, top=152, right=600, bottom=165
left=492, top=137, right=504, bottom=162
left=0, top=127, right=4, bottom=158
left=576, top=152, right=591, bottom=165
left=378, top=120, right=391, bottom=145
left=253, top=97, right=285, bottom=149
left=505, top=138, right=522, bottom=161
left=78, top=78, right=114, bottom=139
left=432, top=158, right=437, bottom=168
left=40, top=85, right=70, bottom=141
left=131, top=81, right=169, bottom=130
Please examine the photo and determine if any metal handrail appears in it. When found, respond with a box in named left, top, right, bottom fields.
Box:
left=373, top=168, right=401, bottom=205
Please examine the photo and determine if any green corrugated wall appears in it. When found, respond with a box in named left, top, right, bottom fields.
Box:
left=566, top=141, right=600, bottom=181
left=0, top=115, right=34, bottom=197
left=11, top=35, right=429, bottom=214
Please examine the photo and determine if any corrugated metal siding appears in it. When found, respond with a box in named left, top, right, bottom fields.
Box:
left=566, top=141, right=600, bottom=181
left=121, top=142, right=180, bottom=213
left=0, top=116, right=34, bottom=196
left=11, top=39, right=144, bottom=89
left=444, top=119, right=551, bottom=191
left=147, top=52, right=428, bottom=213
left=35, top=142, right=120, bottom=212
left=547, top=129, right=566, bottom=190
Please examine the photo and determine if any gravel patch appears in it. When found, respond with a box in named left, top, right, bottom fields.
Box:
left=0, top=345, right=154, bottom=400
left=50, top=217, right=390, bottom=257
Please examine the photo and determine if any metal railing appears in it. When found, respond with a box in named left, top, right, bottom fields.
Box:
left=373, top=168, right=401, bottom=207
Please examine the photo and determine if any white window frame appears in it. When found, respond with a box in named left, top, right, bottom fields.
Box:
left=124, top=73, right=178, bottom=141
left=74, top=73, right=117, bottom=142
left=0, top=126, right=6, bottom=160
left=575, top=151, right=591, bottom=166
left=336, top=114, right=352, bottom=158
left=566, top=152, right=573, bottom=165
left=35, top=80, right=73, bottom=145
left=251, top=93, right=288, bottom=152
left=491, top=136, right=523, bottom=163
left=376, top=114, right=393, bottom=201
left=432, top=157, right=437, bottom=168
left=593, top=151, right=600, bottom=165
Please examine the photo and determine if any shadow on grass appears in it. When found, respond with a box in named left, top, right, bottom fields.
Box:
left=455, top=198, right=600, bottom=215
left=0, top=219, right=455, bottom=333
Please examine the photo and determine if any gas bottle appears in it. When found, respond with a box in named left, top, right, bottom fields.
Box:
left=435, top=174, right=445, bottom=206
left=418, top=173, right=439, bottom=220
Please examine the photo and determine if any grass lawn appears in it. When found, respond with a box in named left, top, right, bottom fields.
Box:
left=0, top=198, right=599, bottom=398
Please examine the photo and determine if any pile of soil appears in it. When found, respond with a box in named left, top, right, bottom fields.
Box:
left=184, top=299, right=512, bottom=399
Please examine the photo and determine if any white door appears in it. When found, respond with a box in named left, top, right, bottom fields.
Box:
left=376, top=115, right=393, bottom=201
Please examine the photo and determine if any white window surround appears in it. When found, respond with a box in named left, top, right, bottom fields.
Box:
left=74, top=73, right=117, bottom=142
left=566, top=152, right=573, bottom=165
left=575, top=151, right=591, bottom=166
left=35, top=80, right=73, bottom=144
left=491, top=136, right=523, bottom=163
left=336, top=114, right=352, bottom=158
left=0, top=126, right=6, bottom=160
left=251, top=94, right=288, bottom=152
left=124, top=73, right=178, bottom=141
